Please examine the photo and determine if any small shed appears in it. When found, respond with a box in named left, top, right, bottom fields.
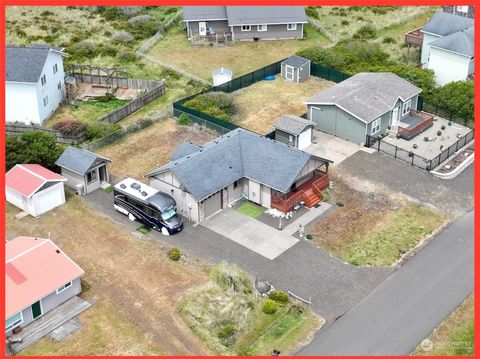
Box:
left=281, top=55, right=311, bottom=83
left=212, top=67, right=233, bottom=86
left=55, top=146, right=111, bottom=195
left=272, top=115, right=314, bottom=150
left=6, top=164, right=67, bottom=217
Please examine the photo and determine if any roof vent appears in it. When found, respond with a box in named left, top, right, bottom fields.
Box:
left=187, top=156, right=191, bottom=159
left=141, top=191, right=148, bottom=196
left=229, top=166, right=232, bottom=169
left=130, top=182, right=141, bottom=190
left=55, top=249, right=61, bottom=254
left=120, top=183, right=127, bottom=189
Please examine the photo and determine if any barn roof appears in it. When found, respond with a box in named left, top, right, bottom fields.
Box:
left=6, top=164, right=66, bottom=198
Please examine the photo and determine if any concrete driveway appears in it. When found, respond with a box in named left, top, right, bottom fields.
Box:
left=201, top=209, right=298, bottom=260
left=306, top=130, right=363, bottom=165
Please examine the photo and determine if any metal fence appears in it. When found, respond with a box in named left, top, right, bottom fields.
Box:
left=417, top=96, right=473, bottom=129
left=6, top=124, right=86, bottom=145
left=367, top=129, right=474, bottom=171
left=310, top=63, right=351, bottom=83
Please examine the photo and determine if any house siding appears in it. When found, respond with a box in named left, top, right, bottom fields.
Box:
left=309, top=105, right=367, bottom=145
left=187, top=20, right=230, bottom=36
left=366, top=111, right=391, bottom=137
left=6, top=278, right=81, bottom=335
left=427, top=46, right=472, bottom=85
left=5, top=83, right=40, bottom=125
left=421, top=32, right=442, bottom=67
left=61, top=168, right=85, bottom=192
left=232, top=23, right=303, bottom=41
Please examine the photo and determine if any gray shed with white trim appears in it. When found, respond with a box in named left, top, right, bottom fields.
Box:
left=281, top=55, right=311, bottom=82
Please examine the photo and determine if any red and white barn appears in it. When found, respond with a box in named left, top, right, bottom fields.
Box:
left=6, top=164, right=67, bottom=217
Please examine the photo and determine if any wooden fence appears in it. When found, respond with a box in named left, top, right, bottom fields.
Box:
left=6, top=124, right=86, bottom=145
left=71, top=72, right=163, bottom=91
left=99, top=83, right=165, bottom=123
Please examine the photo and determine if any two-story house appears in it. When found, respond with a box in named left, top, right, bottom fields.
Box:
left=182, top=6, right=308, bottom=42
left=6, top=44, right=67, bottom=125
left=305, top=72, right=422, bottom=145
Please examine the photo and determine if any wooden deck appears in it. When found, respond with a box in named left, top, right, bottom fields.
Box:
left=271, top=170, right=329, bottom=212
left=9, top=296, right=91, bottom=354
left=398, top=110, right=434, bottom=140
left=405, top=28, right=423, bottom=46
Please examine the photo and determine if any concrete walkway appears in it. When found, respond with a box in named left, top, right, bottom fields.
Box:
left=10, top=296, right=91, bottom=353
left=282, top=202, right=332, bottom=235
left=306, top=130, right=362, bottom=165
left=202, top=209, right=299, bottom=260
left=297, top=211, right=474, bottom=355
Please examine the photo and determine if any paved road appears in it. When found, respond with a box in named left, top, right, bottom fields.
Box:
left=86, top=189, right=391, bottom=323
left=297, top=211, right=474, bottom=355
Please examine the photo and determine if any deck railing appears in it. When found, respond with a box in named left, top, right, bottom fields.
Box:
left=405, top=28, right=424, bottom=46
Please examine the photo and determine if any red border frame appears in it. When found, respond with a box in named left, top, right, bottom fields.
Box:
left=1, top=1, right=477, bottom=358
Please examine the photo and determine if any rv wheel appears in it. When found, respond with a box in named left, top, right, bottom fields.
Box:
left=128, top=213, right=136, bottom=221
left=161, top=227, right=170, bottom=236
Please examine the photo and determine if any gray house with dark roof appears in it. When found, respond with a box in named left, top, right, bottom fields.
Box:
left=182, top=6, right=307, bottom=41
left=420, top=11, right=474, bottom=85
left=56, top=146, right=111, bottom=195
left=6, top=44, right=67, bottom=125
left=305, top=72, right=422, bottom=145
left=146, top=129, right=331, bottom=222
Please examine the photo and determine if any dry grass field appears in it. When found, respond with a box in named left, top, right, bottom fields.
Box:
left=6, top=197, right=211, bottom=356
left=231, top=77, right=333, bottom=134
left=96, top=118, right=216, bottom=179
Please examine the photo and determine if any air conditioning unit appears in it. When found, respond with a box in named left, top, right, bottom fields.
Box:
left=75, top=183, right=85, bottom=195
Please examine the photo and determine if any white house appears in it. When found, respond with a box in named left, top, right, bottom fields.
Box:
left=6, top=45, right=67, bottom=125
left=6, top=164, right=67, bottom=217
left=420, top=12, right=474, bottom=85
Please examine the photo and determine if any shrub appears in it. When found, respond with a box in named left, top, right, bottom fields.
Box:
left=128, top=14, right=154, bottom=26
left=305, top=6, right=319, bottom=19
left=247, top=301, right=255, bottom=309
left=441, top=125, right=446, bottom=130
left=184, top=92, right=235, bottom=121
left=322, top=188, right=331, bottom=202
left=86, top=122, right=121, bottom=141
left=69, top=41, right=99, bottom=59
left=268, top=291, right=289, bottom=305
left=382, top=36, right=396, bottom=44
left=117, top=51, right=137, bottom=63
left=111, top=30, right=134, bottom=43
left=341, top=20, right=349, bottom=25
left=217, top=323, right=236, bottom=339
left=15, top=29, right=27, bottom=38
left=353, top=25, right=377, bottom=39
left=306, top=234, right=313, bottom=240
left=262, top=299, right=277, bottom=314
left=40, top=10, right=54, bottom=16
left=177, top=114, right=192, bottom=126
left=97, top=94, right=114, bottom=102
left=118, top=6, right=144, bottom=16
left=440, top=145, right=444, bottom=150
left=412, top=144, right=418, bottom=149
left=437, top=130, right=442, bottom=136
left=168, top=247, right=181, bottom=261
left=53, top=120, right=87, bottom=136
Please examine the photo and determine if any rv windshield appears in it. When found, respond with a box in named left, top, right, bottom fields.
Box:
left=161, top=208, right=176, bottom=221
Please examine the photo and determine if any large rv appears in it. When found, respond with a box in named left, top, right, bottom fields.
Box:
left=113, top=177, right=183, bottom=235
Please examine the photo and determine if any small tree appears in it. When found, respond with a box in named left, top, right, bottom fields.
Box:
left=262, top=299, right=278, bottom=314
left=430, top=81, right=474, bottom=127
left=268, top=291, right=289, bottom=305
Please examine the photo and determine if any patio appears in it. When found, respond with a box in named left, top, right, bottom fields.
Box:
left=382, top=116, right=472, bottom=160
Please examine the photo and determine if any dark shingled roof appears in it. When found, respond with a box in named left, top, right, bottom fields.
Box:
left=6, top=45, right=65, bottom=83
left=182, top=6, right=227, bottom=21
left=170, top=142, right=203, bottom=161
left=429, top=26, right=474, bottom=57
left=272, top=115, right=314, bottom=136
left=305, top=72, right=422, bottom=124
left=282, top=55, right=310, bottom=68
left=55, top=146, right=111, bottom=176
left=146, top=129, right=329, bottom=201
left=421, top=11, right=474, bottom=37
left=226, top=6, right=307, bottom=25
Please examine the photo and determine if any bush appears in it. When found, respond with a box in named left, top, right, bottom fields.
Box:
left=217, top=324, right=236, bottom=339
left=262, top=299, right=277, bottom=314
left=53, top=120, right=87, bottom=136
left=40, top=10, right=54, bottom=16
left=118, top=6, right=144, bottom=15
left=268, top=291, right=289, bottom=305
left=353, top=25, right=377, bottom=39
left=128, top=14, right=154, bottom=27
left=437, top=130, right=442, bottom=136
left=412, top=144, right=418, bottom=149
left=177, top=114, right=192, bottom=126
left=341, top=20, right=349, bottom=25
left=382, top=36, right=396, bottom=44
left=86, top=122, right=121, bottom=141
left=305, top=6, right=319, bottom=19
left=306, top=234, right=313, bottom=240
left=168, top=247, right=181, bottom=261
left=441, top=125, right=446, bottom=130
left=429, top=81, right=474, bottom=127
left=97, top=94, right=114, bottom=102
left=68, top=41, right=100, bottom=59
left=117, top=51, right=137, bottom=63
left=184, top=92, right=235, bottom=121
left=322, top=188, right=331, bottom=202
left=111, top=30, right=134, bottom=43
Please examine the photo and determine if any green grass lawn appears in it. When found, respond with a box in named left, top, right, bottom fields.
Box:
left=412, top=295, right=474, bottom=356
left=236, top=202, right=265, bottom=218
left=335, top=204, right=443, bottom=266
left=177, top=263, right=322, bottom=355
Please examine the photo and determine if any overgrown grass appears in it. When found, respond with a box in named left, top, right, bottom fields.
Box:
left=236, top=202, right=265, bottom=218
left=412, top=295, right=474, bottom=356
left=177, top=263, right=322, bottom=355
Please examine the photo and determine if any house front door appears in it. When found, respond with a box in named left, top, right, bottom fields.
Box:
left=285, top=65, right=294, bottom=81
left=391, top=107, right=400, bottom=126
left=99, top=165, right=107, bottom=183
left=199, top=22, right=207, bottom=36
left=248, top=180, right=261, bottom=205
left=31, top=300, right=42, bottom=319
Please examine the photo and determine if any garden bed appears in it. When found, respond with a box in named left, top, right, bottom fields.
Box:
left=437, top=146, right=474, bottom=174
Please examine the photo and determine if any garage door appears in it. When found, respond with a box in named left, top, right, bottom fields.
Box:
left=37, top=185, right=64, bottom=215
left=297, top=128, right=312, bottom=149
left=203, top=191, right=222, bottom=219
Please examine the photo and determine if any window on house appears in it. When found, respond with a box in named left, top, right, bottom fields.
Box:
left=41, top=74, right=47, bottom=86
left=56, top=281, right=72, bottom=294
left=5, top=312, right=23, bottom=331
left=86, top=169, right=97, bottom=184
left=371, top=118, right=381, bottom=135
left=402, top=99, right=412, bottom=116
left=233, top=179, right=243, bottom=189
left=241, top=25, right=251, bottom=31
left=257, top=24, right=267, bottom=32
left=53, top=63, right=58, bottom=74
left=456, top=6, right=468, bottom=13
left=287, top=23, right=297, bottom=31
left=43, top=96, right=48, bottom=107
